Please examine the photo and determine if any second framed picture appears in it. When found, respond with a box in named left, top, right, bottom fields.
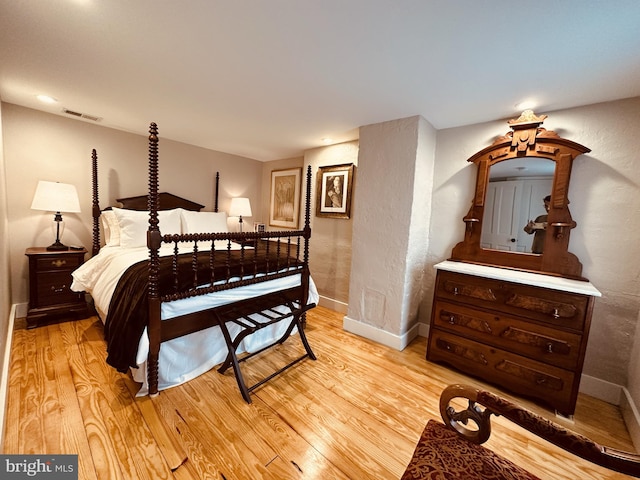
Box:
left=269, top=167, right=302, bottom=229
left=316, top=163, right=355, bottom=219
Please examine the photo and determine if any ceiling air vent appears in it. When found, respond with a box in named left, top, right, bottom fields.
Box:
left=62, top=108, right=102, bottom=122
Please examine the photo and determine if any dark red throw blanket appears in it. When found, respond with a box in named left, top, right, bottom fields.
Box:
left=104, top=244, right=303, bottom=372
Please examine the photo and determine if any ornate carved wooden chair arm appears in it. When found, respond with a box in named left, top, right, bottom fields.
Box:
left=439, top=384, right=640, bottom=478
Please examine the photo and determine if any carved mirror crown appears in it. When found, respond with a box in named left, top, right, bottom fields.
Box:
left=450, top=111, right=590, bottom=280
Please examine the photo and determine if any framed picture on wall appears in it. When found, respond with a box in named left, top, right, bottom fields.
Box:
left=269, top=167, right=302, bottom=228
left=316, top=163, right=355, bottom=219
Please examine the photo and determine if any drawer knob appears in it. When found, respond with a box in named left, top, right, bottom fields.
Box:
left=552, top=308, right=560, bottom=319
left=453, top=287, right=459, bottom=295
left=448, top=315, right=456, bottom=325
left=546, top=343, right=554, bottom=354
left=51, top=285, right=66, bottom=293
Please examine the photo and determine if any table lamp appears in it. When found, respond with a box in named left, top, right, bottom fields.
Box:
left=31, top=180, right=81, bottom=251
left=229, top=197, right=252, bottom=232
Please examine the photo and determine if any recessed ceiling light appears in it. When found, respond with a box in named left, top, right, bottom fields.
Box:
left=36, top=94, right=58, bottom=104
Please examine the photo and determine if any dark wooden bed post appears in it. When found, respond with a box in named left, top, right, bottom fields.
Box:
left=302, top=165, right=312, bottom=305
left=91, top=149, right=101, bottom=257
left=214, top=171, right=219, bottom=213
left=146, top=122, right=162, bottom=396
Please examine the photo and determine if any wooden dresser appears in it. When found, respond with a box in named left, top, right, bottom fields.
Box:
left=426, top=261, right=600, bottom=416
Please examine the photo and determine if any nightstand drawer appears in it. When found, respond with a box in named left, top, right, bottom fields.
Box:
left=35, top=271, right=80, bottom=306
left=35, top=255, right=83, bottom=272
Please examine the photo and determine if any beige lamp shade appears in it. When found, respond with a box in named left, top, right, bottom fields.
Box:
left=229, top=197, right=252, bottom=218
left=31, top=181, right=81, bottom=213
left=229, top=197, right=252, bottom=233
left=31, top=180, right=81, bottom=250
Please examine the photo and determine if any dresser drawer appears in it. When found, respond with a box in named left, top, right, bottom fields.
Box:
left=435, top=270, right=590, bottom=331
left=432, top=300, right=582, bottom=370
left=428, top=329, right=578, bottom=414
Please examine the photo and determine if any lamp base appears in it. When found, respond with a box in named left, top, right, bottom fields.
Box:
left=46, top=240, right=69, bottom=251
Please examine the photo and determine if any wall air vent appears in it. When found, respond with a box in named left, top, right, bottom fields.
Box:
left=62, top=108, right=102, bottom=122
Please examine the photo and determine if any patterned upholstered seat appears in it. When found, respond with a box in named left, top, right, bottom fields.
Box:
left=402, top=384, right=640, bottom=479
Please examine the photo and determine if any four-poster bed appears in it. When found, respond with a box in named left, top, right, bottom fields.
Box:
left=72, top=123, right=317, bottom=402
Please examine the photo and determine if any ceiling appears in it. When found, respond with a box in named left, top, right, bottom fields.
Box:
left=1, top=1, right=639, bottom=161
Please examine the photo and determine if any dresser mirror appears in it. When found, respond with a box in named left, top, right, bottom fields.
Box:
left=450, top=111, right=591, bottom=280
left=480, top=156, right=555, bottom=254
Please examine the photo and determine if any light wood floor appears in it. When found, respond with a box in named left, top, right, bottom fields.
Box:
left=3, top=306, right=637, bottom=479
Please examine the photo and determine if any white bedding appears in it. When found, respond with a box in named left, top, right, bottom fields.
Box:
left=71, top=244, right=318, bottom=395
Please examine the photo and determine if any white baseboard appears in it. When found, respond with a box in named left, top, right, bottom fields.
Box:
left=578, top=373, right=623, bottom=405
left=15, top=302, right=27, bottom=319
left=621, top=387, right=640, bottom=453
left=342, top=315, right=422, bottom=351
left=0, top=303, right=17, bottom=450
left=317, top=296, right=348, bottom=314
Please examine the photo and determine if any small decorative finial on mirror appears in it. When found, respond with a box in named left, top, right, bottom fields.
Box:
left=507, top=110, right=549, bottom=153
left=508, top=110, right=548, bottom=126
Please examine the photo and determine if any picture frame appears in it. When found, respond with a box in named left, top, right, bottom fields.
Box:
left=269, top=167, right=302, bottom=229
left=316, top=163, right=355, bottom=219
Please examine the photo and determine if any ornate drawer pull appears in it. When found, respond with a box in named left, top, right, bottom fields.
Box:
left=51, top=285, right=66, bottom=293
left=506, top=294, right=577, bottom=319
left=501, top=327, right=571, bottom=356
left=51, top=259, right=67, bottom=268
left=442, top=281, right=497, bottom=302
left=440, top=310, right=493, bottom=334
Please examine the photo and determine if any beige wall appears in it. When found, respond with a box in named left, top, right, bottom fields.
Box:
left=2, top=103, right=263, bottom=308
left=304, top=141, right=359, bottom=312
left=259, top=144, right=359, bottom=313
left=0, top=101, right=12, bottom=429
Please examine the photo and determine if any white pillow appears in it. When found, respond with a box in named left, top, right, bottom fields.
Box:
left=101, top=210, right=121, bottom=246
left=180, top=210, right=229, bottom=234
left=112, top=208, right=182, bottom=248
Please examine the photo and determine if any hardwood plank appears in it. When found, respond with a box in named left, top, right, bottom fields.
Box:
left=47, top=322, right=98, bottom=480
left=4, top=306, right=637, bottom=480
left=2, top=324, right=26, bottom=452
left=191, top=365, right=349, bottom=479
left=19, top=325, right=48, bottom=454
left=130, top=394, right=188, bottom=472
left=67, top=318, right=170, bottom=480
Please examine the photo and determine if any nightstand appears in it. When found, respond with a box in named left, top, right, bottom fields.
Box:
left=25, top=247, right=91, bottom=329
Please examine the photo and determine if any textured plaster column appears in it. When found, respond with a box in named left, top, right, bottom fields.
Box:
left=344, top=115, right=436, bottom=350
